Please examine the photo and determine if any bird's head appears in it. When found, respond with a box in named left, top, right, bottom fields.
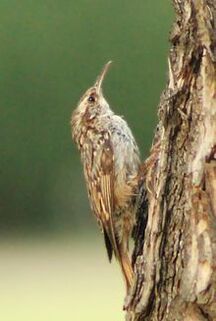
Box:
left=73, top=61, right=112, bottom=121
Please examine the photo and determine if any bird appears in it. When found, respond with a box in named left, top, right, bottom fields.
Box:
left=71, top=61, right=140, bottom=291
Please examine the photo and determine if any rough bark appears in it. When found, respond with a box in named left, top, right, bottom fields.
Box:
left=126, top=1, right=216, bottom=320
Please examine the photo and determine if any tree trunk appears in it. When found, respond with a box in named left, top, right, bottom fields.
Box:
left=126, top=1, right=216, bottom=320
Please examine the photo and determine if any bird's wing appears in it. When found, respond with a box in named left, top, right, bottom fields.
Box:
left=87, top=135, right=119, bottom=261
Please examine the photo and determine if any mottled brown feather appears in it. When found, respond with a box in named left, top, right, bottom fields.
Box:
left=88, top=136, right=120, bottom=259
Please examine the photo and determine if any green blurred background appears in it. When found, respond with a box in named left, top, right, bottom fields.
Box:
left=0, top=1, right=173, bottom=320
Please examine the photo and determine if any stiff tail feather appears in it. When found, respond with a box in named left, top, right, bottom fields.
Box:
left=119, top=251, right=134, bottom=292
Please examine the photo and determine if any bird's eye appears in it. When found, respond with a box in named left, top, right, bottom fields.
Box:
left=88, top=95, right=95, bottom=103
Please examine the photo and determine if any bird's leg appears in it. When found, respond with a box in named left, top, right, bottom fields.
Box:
left=139, top=141, right=161, bottom=196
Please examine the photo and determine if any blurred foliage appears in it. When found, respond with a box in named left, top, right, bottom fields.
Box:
left=0, top=0, right=173, bottom=235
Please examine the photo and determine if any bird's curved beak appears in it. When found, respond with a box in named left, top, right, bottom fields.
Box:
left=95, top=61, right=112, bottom=93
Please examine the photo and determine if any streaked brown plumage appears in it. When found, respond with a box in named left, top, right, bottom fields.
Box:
left=71, top=62, right=140, bottom=291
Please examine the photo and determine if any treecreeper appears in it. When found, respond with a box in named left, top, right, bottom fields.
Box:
left=71, top=62, right=140, bottom=292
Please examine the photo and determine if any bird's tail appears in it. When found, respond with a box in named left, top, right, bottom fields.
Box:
left=119, top=250, right=134, bottom=292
